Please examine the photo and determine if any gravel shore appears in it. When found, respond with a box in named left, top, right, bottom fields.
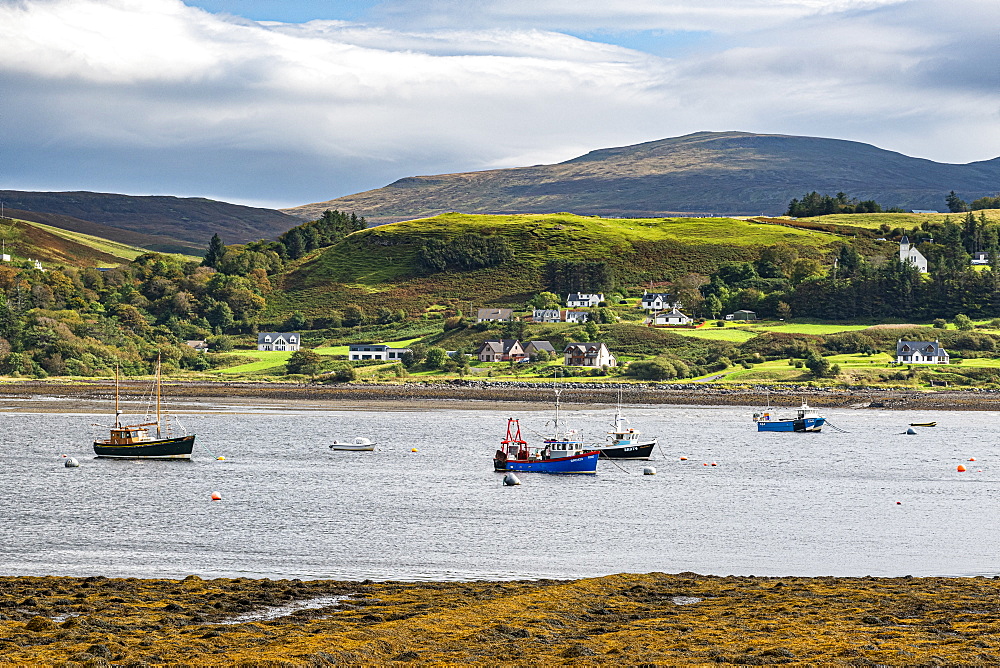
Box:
left=1, top=378, right=999, bottom=412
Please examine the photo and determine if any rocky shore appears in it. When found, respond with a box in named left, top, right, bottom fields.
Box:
left=2, top=378, right=1000, bottom=412
left=2, top=572, right=999, bottom=665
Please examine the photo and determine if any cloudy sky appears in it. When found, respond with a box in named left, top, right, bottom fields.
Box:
left=1, top=0, right=997, bottom=209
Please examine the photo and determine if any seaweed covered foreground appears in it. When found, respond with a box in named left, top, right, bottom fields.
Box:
left=2, top=573, right=1000, bottom=665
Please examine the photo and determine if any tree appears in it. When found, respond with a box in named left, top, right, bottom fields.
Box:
left=946, top=190, right=969, bottom=213
left=201, top=233, right=226, bottom=268
left=804, top=351, right=831, bottom=378
left=776, top=301, right=792, bottom=320
left=424, top=347, right=448, bottom=369
left=953, top=313, right=974, bottom=331
left=286, top=349, right=321, bottom=376
left=284, top=311, right=308, bottom=331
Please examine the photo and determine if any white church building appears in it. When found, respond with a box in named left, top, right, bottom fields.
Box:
left=899, top=236, right=928, bottom=273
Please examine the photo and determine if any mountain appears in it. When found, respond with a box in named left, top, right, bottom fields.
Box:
left=282, top=131, right=1000, bottom=223
left=0, top=190, right=301, bottom=247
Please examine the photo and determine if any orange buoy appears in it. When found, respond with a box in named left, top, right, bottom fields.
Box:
left=896, top=501, right=901, bottom=505
left=969, top=457, right=976, bottom=461
left=210, top=491, right=222, bottom=501
left=680, top=457, right=688, bottom=461
left=703, top=463, right=708, bottom=466
left=957, top=465, right=967, bottom=472
left=710, top=462, right=718, bottom=466
left=411, top=447, right=419, bottom=452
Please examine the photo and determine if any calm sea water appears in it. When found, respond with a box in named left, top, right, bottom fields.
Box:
left=2, top=399, right=1000, bottom=581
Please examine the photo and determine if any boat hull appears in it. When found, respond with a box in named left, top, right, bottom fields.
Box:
left=93, top=434, right=195, bottom=459
left=494, top=451, right=599, bottom=474
left=756, top=418, right=825, bottom=432
left=329, top=443, right=375, bottom=451
left=596, top=441, right=656, bottom=460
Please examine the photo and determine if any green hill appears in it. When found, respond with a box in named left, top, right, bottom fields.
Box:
left=265, top=212, right=847, bottom=319
left=283, top=131, right=1000, bottom=223
left=0, top=216, right=198, bottom=267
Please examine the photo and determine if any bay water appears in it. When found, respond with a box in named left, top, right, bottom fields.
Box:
left=2, top=400, right=999, bottom=581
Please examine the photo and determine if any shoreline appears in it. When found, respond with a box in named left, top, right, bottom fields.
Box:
left=2, top=572, right=999, bottom=664
left=1, top=378, right=1000, bottom=412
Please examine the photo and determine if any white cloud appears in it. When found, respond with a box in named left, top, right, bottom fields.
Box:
left=0, top=0, right=997, bottom=206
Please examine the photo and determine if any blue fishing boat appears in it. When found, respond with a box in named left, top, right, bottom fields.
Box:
left=493, top=388, right=599, bottom=474
left=753, top=400, right=825, bottom=432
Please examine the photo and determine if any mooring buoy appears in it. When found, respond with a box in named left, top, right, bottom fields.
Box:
left=503, top=472, right=521, bottom=486
left=906, top=428, right=916, bottom=435
left=64, top=457, right=79, bottom=468
left=643, top=466, right=656, bottom=475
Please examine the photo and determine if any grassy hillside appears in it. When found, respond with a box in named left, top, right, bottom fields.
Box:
left=266, top=212, right=845, bottom=319
left=0, top=190, right=300, bottom=245
left=0, top=216, right=176, bottom=267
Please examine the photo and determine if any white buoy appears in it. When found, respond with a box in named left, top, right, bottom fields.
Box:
left=643, top=466, right=656, bottom=475
left=503, top=472, right=521, bottom=486
left=64, top=458, right=80, bottom=468
left=906, top=427, right=917, bottom=435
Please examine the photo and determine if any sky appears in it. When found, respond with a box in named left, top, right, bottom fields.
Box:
left=0, top=0, right=998, bottom=209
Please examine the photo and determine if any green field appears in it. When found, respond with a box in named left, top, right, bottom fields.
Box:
left=211, top=338, right=424, bottom=375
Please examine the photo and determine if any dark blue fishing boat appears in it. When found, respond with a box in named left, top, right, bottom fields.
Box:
left=754, top=400, right=825, bottom=432
left=493, top=388, right=599, bottom=474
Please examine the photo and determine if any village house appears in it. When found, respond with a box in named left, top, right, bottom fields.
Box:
left=476, top=308, right=514, bottom=323
left=564, top=309, right=589, bottom=323
left=899, top=236, right=928, bottom=273
left=532, top=308, right=562, bottom=323
left=566, top=293, right=604, bottom=308
left=348, top=344, right=412, bottom=361
left=640, top=291, right=679, bottom=311
left=185, top=340, right=209, bottom=351
left=563, top=342, right=617, bottom=368
left=257, top=332, right=300, bottom=352
left=653, top=309, right=693, bottom=326
left=973, top=251, right=990, bottom=265
left=725, top=310, right=757, bottom=321
left=896, top=339, right=949, bottom=364
left=523, top=340, right=556, bottom=358
left=477, top=339, right=527, bottom=363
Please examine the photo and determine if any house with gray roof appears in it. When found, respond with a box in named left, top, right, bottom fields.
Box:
left=477, top=339, right=527, bottom=363
left=896, top=339, right=949, bottom=364
left=257, top=332, right=300, bottom=352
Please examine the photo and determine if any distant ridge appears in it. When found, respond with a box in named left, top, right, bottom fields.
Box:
left=0, top=190, right=301, bottom=246
left=283, top=131, right=1000, bottom=223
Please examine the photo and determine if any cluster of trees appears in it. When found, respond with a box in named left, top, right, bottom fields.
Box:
left=698, top=213, right=1000, bottom=322
left=277, top=210, right=367, bottom=260
left=416, top=233, right=513, bottom=273
left=544, top=260, right=615, bottom=294
left=786, top=191, right=903, bottom=217
left=947, top=191, right=1000, bottom=213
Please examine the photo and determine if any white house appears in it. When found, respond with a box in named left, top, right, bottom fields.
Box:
left=896, top=339, right=949, bottom=364
left=563, top=342, right=617, bottom=367
left=899, top=236, right=928, bottom=273
left=477, top=308, right=514, bottom=323
left=640, top=291, right=679, bottom=311
left=653, top=309, right=693, bottom=326
left=532, top=309, right=562, bottom=323
left=973, top=251, right=990, bottom=265
left=257, top=332, right=300, bottom=352
left=348, top=344, right=412, bottom=361
left=566, top=293, right=604, bottom=308
left=564, top=309, right=589, bottom=323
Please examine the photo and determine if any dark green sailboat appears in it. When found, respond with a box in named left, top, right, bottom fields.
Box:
left=93, top=358, right=195, bottom=460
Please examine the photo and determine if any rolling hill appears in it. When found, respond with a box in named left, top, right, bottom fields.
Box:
left=0, top=216, right=194, bottom=267
left=264, top=211, right=856, bottom=320
left=0, top=190, right=301, bottom=247
left=283, top=131, right=1000, bottom=223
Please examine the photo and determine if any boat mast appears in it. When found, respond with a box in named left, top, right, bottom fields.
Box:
left=114, top=364, right=120, bottom=428
left=155, top=354, right=161, bottom=437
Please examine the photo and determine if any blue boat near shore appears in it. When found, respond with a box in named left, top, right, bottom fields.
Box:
left=754, top=401, right=826, bottom=432
left=493, top=388, right=599, bottom=474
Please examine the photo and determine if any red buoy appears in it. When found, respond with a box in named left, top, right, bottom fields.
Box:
left=211, top=491, right=222, bottom=501
left=957, top=465, right=967, bottom=472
